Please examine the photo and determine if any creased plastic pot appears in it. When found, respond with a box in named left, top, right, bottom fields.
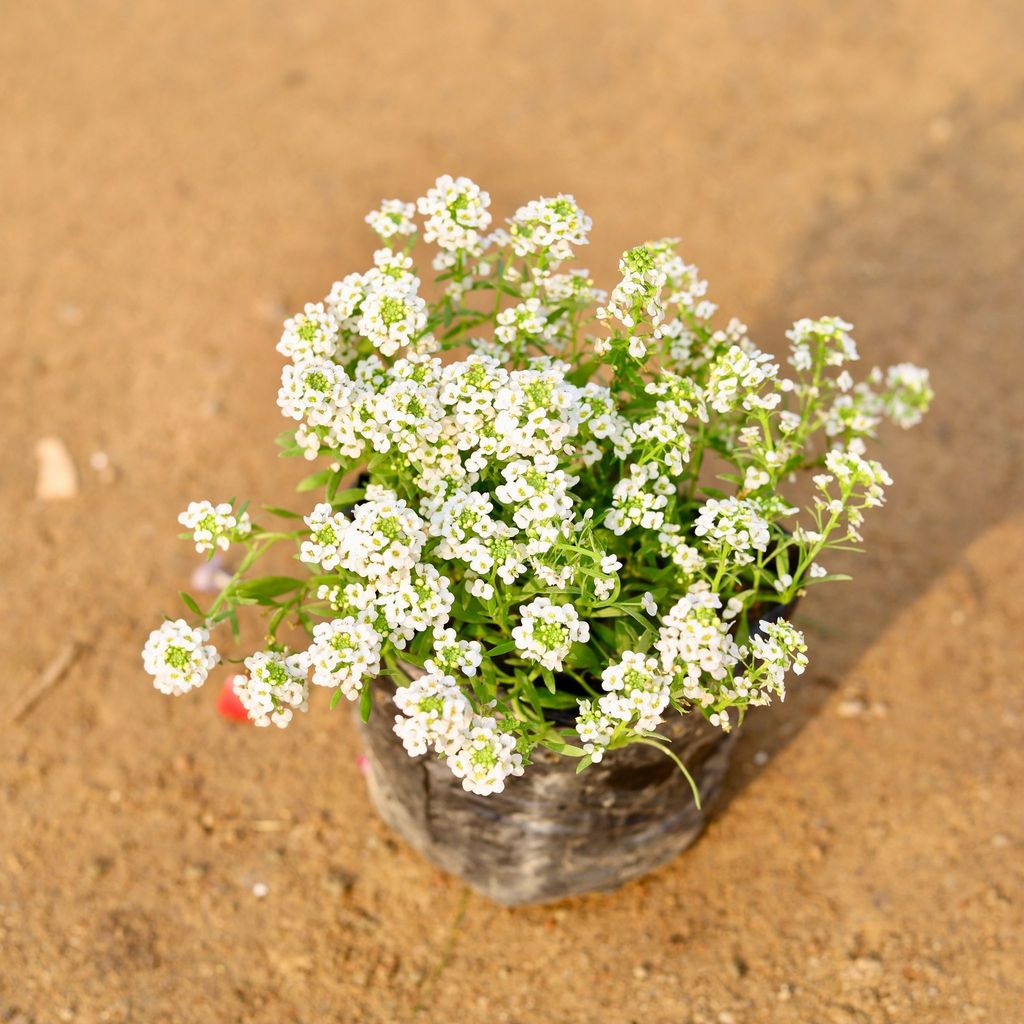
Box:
left=358, top=600, right=797, bottom=906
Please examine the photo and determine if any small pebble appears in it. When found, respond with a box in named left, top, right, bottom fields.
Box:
left=35, top=437, right=79, bottom=499
left=836, top=696, right=868, bottom=719
left=89, top=450, right=118, bottom=483
left=252, top=882, right=269, bottom=898
left=753, top=750, right=770, bottom=766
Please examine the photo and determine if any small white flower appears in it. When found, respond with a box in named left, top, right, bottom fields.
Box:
left=306, top=617, right=383, bottom=700
left=365, top=198, right=417, bottom=239
left=235, top=651, right=309, bottom=728
left=693, top=497, right=771, bottom=562
left=300, top=503, right=348, bottom=571
left=425, top=626, right=483, bottom=677
left=512, top=597, right=590, bottom=672
left=417, top=174, right=492, bottom=253
left=178, top=500, right=251, bottom=554
left=445, top=715, right=524, bottom=795
left=467, top=577, right=495, bottom=602
left=393, top=671, right=474, bottom=756
left=277, top=303, right=341, bottom=363
left=508, top=194, right=592, bottom=263
left=142, top=619, right=218, bottom=696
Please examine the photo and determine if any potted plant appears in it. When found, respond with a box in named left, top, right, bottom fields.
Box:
left=143, top=175, right=932, bottom=904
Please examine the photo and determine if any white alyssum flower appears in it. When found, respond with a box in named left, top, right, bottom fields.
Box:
left=599, top=651, right=672, bottom=730
left=375, top=563, right=454, bottom=647
left=445, top=714, right=525, bottom=795
left=277, top=303, right=341, bottom=363
left=331, top=487, right=428, bottom=581
left=597, top=244, right=667, bottom=331
left=655, top=594, right=741, bottom=704
left=235, top=651, right=309, bottom=728
left=706, top=345, right=780, bottom=413
left=605, top=463, right=674, bottom=535
left=145, top=182, right=932, bottom=796
left=424, top=626, right=484, bottom=677
left=417, top=174, right=491, bottom=253
left=356, top=280, right=428, bottom=357
left=306, top=617, right=383, bottom=699
left=365, top=198, right=417, bottom=239
left=823, top=449, right=892, bottom=507
left=178, top=500, right=252, bottom=554
left=512, top=597, right=590, bottom=671
left=300, top=503, right=349, bottom=571
left=693, top=497, right=770, bottom=563
left=876, top=362, right=934, bottom=428
left=786, top=316, right=858, bottom=371
left=508, top=194, right=592, bottom=263
left=277, top=358, right=346, bottom=426
left=142, top=620, right=219, bottom=696
left=747, top=618, right=808, bottom=698
left=393, top=671, right=474, bottom=757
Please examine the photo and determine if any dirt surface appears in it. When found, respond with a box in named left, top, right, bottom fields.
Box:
left=2, top=2, right=1023, bottom=1021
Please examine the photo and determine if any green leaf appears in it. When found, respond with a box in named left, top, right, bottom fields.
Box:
left=179, top=591, right=203, bottom=617
left=267, top=604, right=291, bottom=636
left=234, top=576, right=304, bottom=601
left=262, top=506, right=303, bottom=520
left=359, top=684, right=373, bottom=723
left=330, top=487, right=365, bottom=508
left=330, top=687, right=344, bottom=710
left=297, top=469, right=332, bottom=493
left=486, top=640, right=517, bottom=657
left=575, top=753, right=594, bottom=774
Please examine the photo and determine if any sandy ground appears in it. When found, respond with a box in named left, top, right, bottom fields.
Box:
left=3, top=2, right=1023, bottom=1021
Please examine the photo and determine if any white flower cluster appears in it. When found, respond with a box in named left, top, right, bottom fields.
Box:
left=445, top=714, right=525, bottom=795
left=878, top=363, right=932, bottom=428
left=393, top=671, right=473, bottom=756
left=605, top=463, right=673, bottom=535
left=142, top=620, right=219, bottom=696
left=693, top=497, right=771, bottom=564
left=178, top=500, right=251, bottom=555
left=365, top=198, right=416, bottom=240
left=706, top=345, right=781, bottom=414
left=417, top=174, right=491, bottom=254
left=508, top=194, right=592, bottom=263
left=787, top=316, right=858, bottom=371
left=575, top=651, right=672, bottom=760
left=748, top=619, right=807, bottom=697
left=511, top=597, right=590, bottom=671
left=425, top=626, right=483, bottom=677
left=235, top=651, right=309, bottom=728
left=597, top=244, right=667, bottom=335
left=301, top=489, right=426, bottom=580
left=147, top=176, right=930, bottom=794
left=307, top=617, right=383, bottom=700
left=391, top=672, right=525, bottom=795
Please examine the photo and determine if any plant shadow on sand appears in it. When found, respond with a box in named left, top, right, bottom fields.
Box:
left=713, top=85, right=1024, bottom=813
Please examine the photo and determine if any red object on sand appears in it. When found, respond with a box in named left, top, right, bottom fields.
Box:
left=217, top=676, right=250, bottom=723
